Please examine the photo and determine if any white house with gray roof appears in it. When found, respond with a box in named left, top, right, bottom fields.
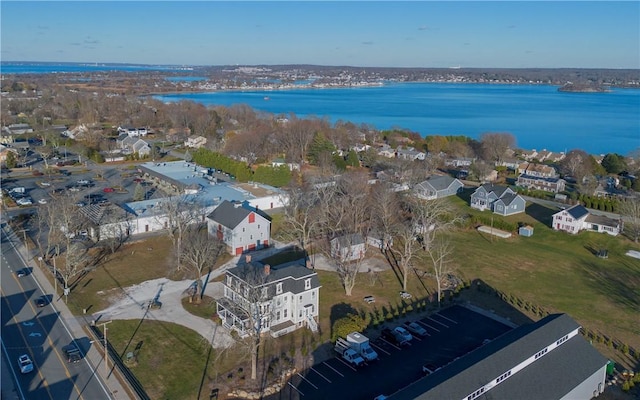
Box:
left=207, top=200, right=271, bottom=255
left=217, top=257, right=320, bottom=338
left=388, top=313, right=607, bottom=400
left=552, top=204, right=621, bottom=236
left=414, top=175, right=464, bottom=200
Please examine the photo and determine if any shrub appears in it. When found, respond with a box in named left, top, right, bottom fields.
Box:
left=332, top=313, right=367, bottom=342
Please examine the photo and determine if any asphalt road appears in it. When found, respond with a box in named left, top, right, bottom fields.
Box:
left=1, top=226, right=111, bottom=400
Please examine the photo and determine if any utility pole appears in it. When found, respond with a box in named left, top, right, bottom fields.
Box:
left=53, top=256, right=57, bottom=300
left=98, top=320, right=113, bottom=377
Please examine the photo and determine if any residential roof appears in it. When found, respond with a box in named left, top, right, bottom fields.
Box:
left=564, top=204, right=590, bottom=220
left=389, top=313, right=607, bottom=400
left=478, top=183, right=510, bottom=198
left=80, top=203, right=134, bottom=225
left=421, top=175, right=460, bottom=192
left=227, top=259, right=320, bottom=294
left=518, top=174, right=564, bottom=183
left=207, top=200, right=271, bottom=229
left=331, top=233, right=365, bottom=247
left=585, top=213, right=620, bottom=227
left=496, top=193, right=522, bottom=206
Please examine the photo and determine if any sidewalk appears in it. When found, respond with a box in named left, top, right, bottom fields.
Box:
left=3, top=223, right=134, bottom=400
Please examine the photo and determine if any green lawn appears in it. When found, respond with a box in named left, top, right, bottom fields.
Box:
left=49, top=195, right=640, bottom=398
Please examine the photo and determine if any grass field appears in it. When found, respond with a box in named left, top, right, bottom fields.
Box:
left=48, top=195, right=640, bottom=398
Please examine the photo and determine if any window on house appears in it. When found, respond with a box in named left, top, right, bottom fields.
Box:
left=305, top=279, right=311, bottom=290
left=226, top=276, right=232, bottom=285
left=276, top=311, right=280, bottom=320
left=299, top=295, right=302, bottom=302
left=250, top=235, right=253, bottom=240
left=276, top=283, right=283, bottom=294
left=242, top=227, right=245, bottom=232
left=283, top=309, right=287, bottom=318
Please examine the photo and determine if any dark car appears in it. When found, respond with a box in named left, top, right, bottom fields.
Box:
left=35, top=296, right=48, bottom=308
left=381, top=327, right=410, bottom=346
left=63, top=344, right=82, bottom=363
left=16, top=269, right=27, bottom=278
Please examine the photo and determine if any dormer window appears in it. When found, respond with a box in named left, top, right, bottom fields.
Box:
left=276, top=283, right=283, bottom=294
left=305, top=278, right=311, bottom=290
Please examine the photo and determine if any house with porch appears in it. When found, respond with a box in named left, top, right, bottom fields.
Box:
left=552, top=205, right=622, bottom=236
left=470, top=184, right=526, bottom=216
left=414, top=175, right=464, bottom=200
left=216, top=257, right=320, bottom=338
left=206, top=200, right=272, bottom=255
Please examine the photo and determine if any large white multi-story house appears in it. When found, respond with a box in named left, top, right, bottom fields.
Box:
left=207, top=200, right=272, bottom=255
left=552, top=204, right=622, bottom=236
left=216, top=257, right=320, bottom=338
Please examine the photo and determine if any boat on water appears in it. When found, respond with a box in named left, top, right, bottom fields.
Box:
left=264, top=96, right=270, bottom=101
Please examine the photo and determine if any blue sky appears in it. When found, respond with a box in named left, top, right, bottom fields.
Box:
left=1, top=1, right=638, bottom=68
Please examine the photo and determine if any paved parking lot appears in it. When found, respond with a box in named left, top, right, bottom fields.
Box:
left=3, top=166, right=165, bottom=210
left=267, top=305, right=513, bottom=400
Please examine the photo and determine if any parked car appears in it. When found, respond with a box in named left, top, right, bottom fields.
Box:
left=40, top=181, right=51, bottom=187
left=74, top=201, right=86, bottom=207
left=35, top=296, right=48, bottom=308
left=16, top=197, right=33, bottom=206
left=38, top=198, right=48, bottom=205
left=63, top=344, right=82, bottom=363
left=103, top=187, right=115, bottom=193
left=422, top=363, right=441, bottom=375
left=404, top=321, right=428, bottom=337
left=16, top=269, right=27, bottom=278
left=18, top=354, right=34, bottom=373
left=393, top=326, right=413, bottom=342
left=381, top=327, right=410, bottom=346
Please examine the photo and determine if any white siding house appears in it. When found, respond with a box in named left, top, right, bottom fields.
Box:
left=552, top=205, right=621, bottom=236
left=207, top=200, right=272, bottom=255
left=217, top=258, right=320, bottom=338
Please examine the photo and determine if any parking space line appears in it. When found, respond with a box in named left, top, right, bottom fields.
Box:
left=379, top=338, right=402, bottom=351
left=287, top=382, right=305, bottom=397
left=322, top=361, right=345, bottom=377
left=428, top=316, right=449, bottom=328
left=335, top=357, right=358, bottom=371
left=309, top=366, right=331, bottom=383
left=435, top=313, right=458, bottom=325
left=422, top=322, right=440, bottom=332
left=371, top=342, right=392, bottom=355
left=297, top=373, right=319, bottom=389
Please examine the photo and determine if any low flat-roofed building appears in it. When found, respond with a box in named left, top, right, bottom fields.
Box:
left=387, top=313, right=607, bottom=400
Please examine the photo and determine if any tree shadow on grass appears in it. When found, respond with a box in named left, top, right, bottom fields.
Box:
left=579, top=260, right=640, bottom=310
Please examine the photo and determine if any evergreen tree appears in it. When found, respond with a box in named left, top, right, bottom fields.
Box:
left=133, top=183, right=146, bottom=201
left=346, top=150, right=360, bottom=167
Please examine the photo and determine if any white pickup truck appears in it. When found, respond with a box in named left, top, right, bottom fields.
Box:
left=334, top=340, right=365, bottom=367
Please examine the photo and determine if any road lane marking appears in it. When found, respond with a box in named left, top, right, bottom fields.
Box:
left=287, top=381, right=305, bottom=396
left=321, top=361, right=344, bottom=377
left=3, top=226, right=112, bottom=398
left=427, top=316, right=449, bottom=328
left=296, top=372, right=318, bottom=389
left=0, top=289, right=55, bottom=400
left=3, top=282, right=82, bottom=396
left=435, top=313, right=458, bottom=324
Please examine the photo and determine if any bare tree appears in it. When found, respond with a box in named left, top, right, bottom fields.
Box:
left=619, top=197, right=640, bottom=243
left=229, top=263, right=274, bottom=381
left=181, top=227, right=226, bottom=302
left=281, top=182, right=323, bottom=249
left=35, top=146, right=53, bottom=169
left=559, top=149, right=592, bottom=182
left=58, top=242, right=88, bottom=301
left=157, top=196, right=201, bottom=269
left=369, top=182, right=400, bottom=251
left=424, top=238, right=454, bottom=308
left=480, top=132, right=515, bottom=164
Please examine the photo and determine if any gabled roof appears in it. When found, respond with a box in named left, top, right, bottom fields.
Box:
left=390, top=313, right=606, bottom=400
left=330, top=233, right=365, bottom=247
left=564, top=204, right=589, bottom=220
left=495, top=193, right=522, bottom=206
left=419, top=175, right=461, bottom=192
left=585, top=213, right=620, bottom=228
left=207, top=200, right=271, bottom=229
left=477, top=183, right=510, bottom=198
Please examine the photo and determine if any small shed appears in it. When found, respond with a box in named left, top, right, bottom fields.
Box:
left=519, top=225, right=534, bottom=237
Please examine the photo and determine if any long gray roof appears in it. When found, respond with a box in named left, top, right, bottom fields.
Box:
left=389, top=313, right=607, bottom=400
left=421, top=175, right=460, bottom=191
left=495, top=193, right=522, bottom=207
left=480, top=183, right=511, bottom=198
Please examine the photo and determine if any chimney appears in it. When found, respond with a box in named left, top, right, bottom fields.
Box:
left=264, top=264, right=270, bottom=275
left=306, top=260, right=312, bottom=269
left=245, top=254, right=251, bottom=263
